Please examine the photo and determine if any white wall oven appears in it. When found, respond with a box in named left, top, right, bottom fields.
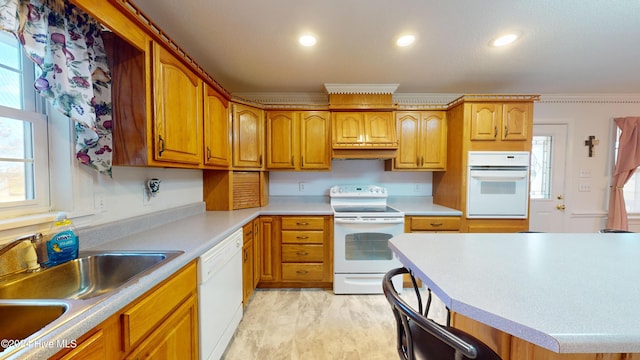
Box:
left=331, top=185, right=404, bottom=294
left=467, top=151, right=530, bottom=218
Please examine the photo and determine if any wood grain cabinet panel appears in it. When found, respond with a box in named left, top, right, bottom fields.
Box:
left=469, top=102, right=531, bottom=144
left=332, top=112, right=397, bottom=148
left=266, top=111, right=331, bottom=170
left=152, top=42, right=203, bottom=165
left=203, top=84, right=231, bottom=168
left=387, top=111, right=447, bottom=171
left=232, top=103, right=264, bottom=169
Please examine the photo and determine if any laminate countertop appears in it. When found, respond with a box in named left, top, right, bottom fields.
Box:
left=4, top=197, right=459, bottom=359
left=389, top=232, right=640, bottom=354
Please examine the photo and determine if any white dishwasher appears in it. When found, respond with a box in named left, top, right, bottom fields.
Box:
left=198, top=228, right=243, bottom=360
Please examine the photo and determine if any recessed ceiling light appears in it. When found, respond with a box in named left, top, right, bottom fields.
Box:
left=490, top=32, right=521, bottom=47
left=396, top=34, right=416, bottom=47
left=299, top=35, right=317, bottom=47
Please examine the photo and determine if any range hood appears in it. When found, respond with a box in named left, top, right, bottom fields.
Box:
left=332, top=148, right=398, bottom=159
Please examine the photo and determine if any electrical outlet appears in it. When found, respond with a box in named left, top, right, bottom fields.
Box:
left=94, top=194, right=104, bottom=210
left=298, top=182, right=306, bottom=192
left=578, top=183, right=591, bottom=192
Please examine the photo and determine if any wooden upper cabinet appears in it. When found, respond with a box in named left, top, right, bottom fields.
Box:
left=332, top=112, right=397, bottom=148
left=389, top=111, right=446, bottom=170
left=232, top=103, right=264, bottom=169
left=266, top=111, right=296, bottom=169
left=152, top=42, right=203, bottom=165
left=203, top=85, right=231, bottom=168
left=470, top=102, right=531, bottom=142
left=299, top=111, right=331, bottom=170
left=501, top=102, right=531, bottom=141
left=266, top=111, right=331, bottom=170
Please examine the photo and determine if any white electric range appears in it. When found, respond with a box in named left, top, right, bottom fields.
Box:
left=330, top=185, right=404, bottom=294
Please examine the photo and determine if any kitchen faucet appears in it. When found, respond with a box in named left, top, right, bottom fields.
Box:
left=0, top=233, right=44, bottom=277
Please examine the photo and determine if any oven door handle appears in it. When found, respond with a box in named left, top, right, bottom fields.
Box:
left=334, top=218, right=404, bottom=224
left=469, top=170, right=528, bottom=181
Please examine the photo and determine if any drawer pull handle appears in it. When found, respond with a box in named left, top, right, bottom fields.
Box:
left=296, top=222, right=309, bottom=226
left=296, top=270, right=308, bottom=275
left=296, top=251, right=309, bottom=256
left=296, top=236, right=309, bottom=239
left=430, top=223, right=443, bottom=227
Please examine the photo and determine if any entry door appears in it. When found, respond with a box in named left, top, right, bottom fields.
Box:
left=529, top=124, right=568, bottom=232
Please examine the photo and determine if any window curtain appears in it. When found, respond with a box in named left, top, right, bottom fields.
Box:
left=0, top=0, right=113, bottom=176
left=606, top=117, right=640, bottom=230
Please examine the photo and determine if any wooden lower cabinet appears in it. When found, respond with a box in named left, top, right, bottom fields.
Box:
left=465, top=218, right=528, bottom=233
left=52, top=261, right=198, bottom=360
left=257, top=215, right=333, bottom=288
left=405, top=216, right=461, bottom=232
left=452, top=312, right=640, bottom=360
left=242, top=221, right=255, bottom=306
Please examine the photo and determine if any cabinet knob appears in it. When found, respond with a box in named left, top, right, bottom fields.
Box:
left=206, top=146, right=212, bottom=160
left=296, top=270, right=308, bottom=275
left=296, top=236, right=309, bottom=240
left=430, top=223, right=443, bottom=227
left=296, top=222, right=309, bottom=226
left=296, top=251, right=309, bottom=256
left=494, top=126, right=498, bottom=138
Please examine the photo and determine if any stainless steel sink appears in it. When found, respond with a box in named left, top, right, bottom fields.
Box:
left=0, top=303, right=67, bottom=351
left=0, top=251, right=182, bottom=300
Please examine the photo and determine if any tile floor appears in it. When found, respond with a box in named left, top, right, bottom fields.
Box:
left=221, top=288, right=448, bottom=360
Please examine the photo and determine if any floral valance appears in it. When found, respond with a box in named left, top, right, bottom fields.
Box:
left=0, top=0, right=113, bottom=176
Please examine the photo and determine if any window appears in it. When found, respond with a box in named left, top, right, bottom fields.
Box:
left=0, top=31, right=49, bottom=218
left=530, top=135, right=552, bottom=199
left=614, top=127, right=640, bottom=213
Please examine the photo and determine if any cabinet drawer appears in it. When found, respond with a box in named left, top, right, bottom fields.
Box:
left=282, top=244, right=324, bottom=262
left=281, top=217, right=325, bottom=230
left=121, top=262, right=196, bottom=350
left=243, top=222, right=254, bottom=244
left=409, top=216, right=461, bottom=231
left=281, top=231, right=324, bottom=244
left=282, top=263, right=324, bottom=281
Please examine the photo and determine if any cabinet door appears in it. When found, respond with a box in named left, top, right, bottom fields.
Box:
left=259, top=217, right=276, bottom=282
left=125, top=295, right=198, bottom=360
left=153, top=42, right=203, bottom=165
left=266, top=111, right=296, bottom=169
left=299, top=111, right=331, bottom=170
left=332, top=112, right=364, bottom=146
left=232, top=103, right=264, bottom=169
left=394, top=112, right=421, bottom=169
left=420, top=111, right=447, bottom=169
left=364, top=112, right=397, bottom=146
left=253, top=218, right=261, bottom=287
left=501, top=102, right=531, bottom=141
left=242, top=239, right=254, bottom=305
left=58, top=329, right=106, bottom=360
left=470, top=103, right=500, bottom=141
left=203, top=85, right=231, bottom=168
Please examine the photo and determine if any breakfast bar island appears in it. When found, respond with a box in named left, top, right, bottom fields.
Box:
left=388, top=233, right=640, bottom=360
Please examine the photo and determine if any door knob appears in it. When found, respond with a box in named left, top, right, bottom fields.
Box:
left=557, top=195, right=564, bottom=200
left=556, top=204, right=566, bottom=210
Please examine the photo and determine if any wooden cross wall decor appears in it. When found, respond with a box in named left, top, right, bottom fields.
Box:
left=584, top=135, right=599, bottom=157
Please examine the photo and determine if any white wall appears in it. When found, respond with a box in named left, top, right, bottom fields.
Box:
left=269, top=159, right=432, bottom=197
left=534, top=95, right=640, bottom=232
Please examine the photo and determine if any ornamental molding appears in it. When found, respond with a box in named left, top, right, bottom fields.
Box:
left=231, top=92, right=640, bottom=108
left=324, top=83, right=399, bottom=94
left=538, top=94, right=640, bottom=104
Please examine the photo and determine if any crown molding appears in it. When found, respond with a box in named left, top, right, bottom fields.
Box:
left=539, top=94, right=640, bottom=103
left=324, top=83, right=399, bottom=94
left=231, top=92, right=640, bottom=108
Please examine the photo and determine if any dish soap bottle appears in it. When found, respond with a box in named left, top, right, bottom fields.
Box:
left=45, top=212, right=79, bottom=266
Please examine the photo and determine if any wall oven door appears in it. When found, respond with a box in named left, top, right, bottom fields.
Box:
left=467, top=167, right=529, bottom=218
left=333, top=217, right=404, bottom=294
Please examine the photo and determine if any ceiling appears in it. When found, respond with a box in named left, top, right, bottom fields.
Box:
left=132, top=0, right=640, bottom=97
